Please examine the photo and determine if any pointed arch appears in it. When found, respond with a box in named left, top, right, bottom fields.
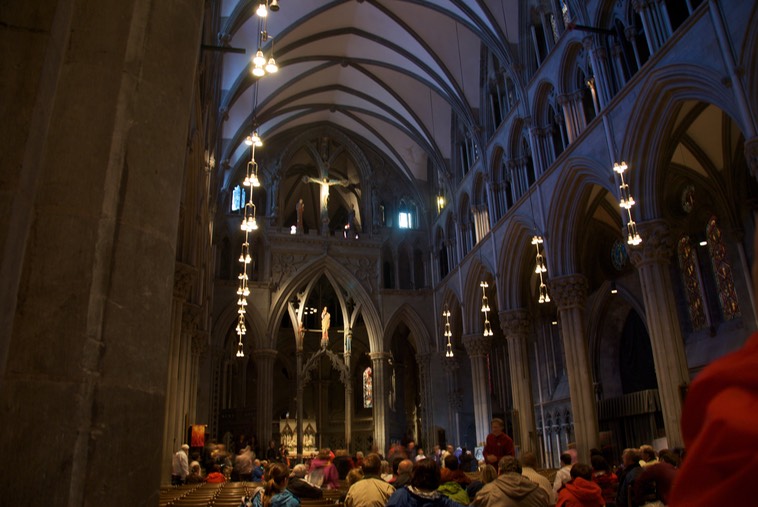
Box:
left=382, top=304, right=432, bottom=356
left=620, top=64, right=745, bottom=219
left=546, top=157, right=616, bottom=276
left=498, top=212, right=544, bottom=310
left=268, top=256, right=383, bottom=353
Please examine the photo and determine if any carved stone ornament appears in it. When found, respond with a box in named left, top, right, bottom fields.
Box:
left=548, top=274, right=588, bottom=309
left=628, top=220, right=674, bottom=268
left=302, top=348, right=349, bottom=385
left=499, top=309, right=530, bottom=337
left=343, top=256, right=377, bottom=296
left=174, top=262, right=198, bottom=299
left=462, top=334, right=492, bottom=358
left=192, top=330, right=209, bottom=356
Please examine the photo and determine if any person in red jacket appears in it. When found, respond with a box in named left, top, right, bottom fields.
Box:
left=557, top=463, right=605, bottom=507
left=483, top=418, right=514, bottom=466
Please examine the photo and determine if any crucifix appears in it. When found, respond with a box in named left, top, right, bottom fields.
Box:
left=302, top=170, right=349, bottom=233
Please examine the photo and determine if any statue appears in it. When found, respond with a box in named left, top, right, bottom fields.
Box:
left=296, top=198, right=304, bottom=233
left=320, top=307, right=330, bottom=348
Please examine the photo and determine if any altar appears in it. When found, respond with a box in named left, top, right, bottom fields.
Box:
left=280, top=418, right=318, bottom=457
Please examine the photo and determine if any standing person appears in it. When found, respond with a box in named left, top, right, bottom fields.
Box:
left=308, top=448, right=340, bottom=489
left=483, top=418, right=515, bottom=466
left=320, top=307, right=330, bottom=348
left=266, top=440, right=279, bottom=463
left=171, top=444, right=190, bottom=485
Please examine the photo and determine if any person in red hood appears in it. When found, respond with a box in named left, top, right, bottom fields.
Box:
left=556, top=463, right=604, bottom=507
left=668, top=329, right=758, bottom=505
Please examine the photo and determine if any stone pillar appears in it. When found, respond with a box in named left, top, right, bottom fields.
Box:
left=629, top=220, right=689, bottom=449
left=633, top=0, right=670, bottom=53
left=549, top=274, right=599, bottom=462
left=161, top=296, right=184, bottom=484
left=558, top=94, right=579, bottom=143
left=416, top=353, right=434, bottom=449
left=442, top=355, right=462, bottom=446
left=296, top=350, right=304, bottom=458
left=462, top=334, right=493, bottom=445
left=585, top=37, right=613, bottom=109
left=0, top=1, right=205, bottom=503
left=745, top=137, right=758, bottom=180
left=345, top=342, right=353, bottom=453
left=255, top=349, right=278, bottom=448
left=370, top=351, right=391, bottom=455
left=500, top=309, right=537, bottom=454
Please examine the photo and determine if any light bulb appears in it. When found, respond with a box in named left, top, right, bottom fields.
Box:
left=256, top=3, right=267, bottom=17
left=265, top=58, right=278, bottom=73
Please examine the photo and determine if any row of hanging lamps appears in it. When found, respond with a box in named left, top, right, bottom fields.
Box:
left=443, top=304, right=454, bottom=357
left=480, top=281, right=494, bottom=336
left=235, top=125, right=265, bottom=357
left=532, top=235, right=551, bottom=303
left=252, top=3, right=279, bottom=77
left=613, top=161, right=642, bottom=246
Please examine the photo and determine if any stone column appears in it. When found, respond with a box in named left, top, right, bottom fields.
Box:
left=0, top=1, right=205, bottom=503
left=370, top=351, right=391, bottom=455
left=558, top=94, right=578, bottom=143
left=500, top=309, right=537, bottom=454
left=629, top=220, right=689, bottom=449
left=549, top=275, right=599, bottom=462
left=255, top=349, right=278, bottom=448
left=296, top=349, right=304, bottom=458
left=633, top=0, right=670, bottom=53
left=442, top=355, right=462, bottom=447
left=744, top=137, right=758, bottom=180
left=416, top=353, right=434, bottom=449
left=462, top=334, right=493, bottom=445
left=585, top=37, right=613, bottom=109
left=161, top=296, right=184, bottom=484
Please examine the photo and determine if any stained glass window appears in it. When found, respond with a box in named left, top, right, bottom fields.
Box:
left=362, top=367, right=372, bottom=408
left=677, top=236, right=707, bottom=330
left=706, top=216, right=741, bottom=320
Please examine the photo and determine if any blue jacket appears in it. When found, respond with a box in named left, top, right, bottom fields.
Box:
left=252, top=489, right=301, bottom=507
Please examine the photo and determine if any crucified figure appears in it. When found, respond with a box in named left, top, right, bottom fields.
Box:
left=302, top=174, right=349, bottom=232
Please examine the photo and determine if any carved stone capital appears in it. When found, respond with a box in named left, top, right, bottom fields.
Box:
left=549, top=274, right=588, bottom=309
left=462, top=334, right=492, bottom=358
left=582, top=36, right=594, bottom=51
left=628, top=219, right=674, bottom=268
left=499, top=309, right=531, bottom=337
left=441, top=355, right=460, bottom=373
left=254, top=348, right=278, bottom=362
left=192, top=330, right=209, bottom=356
left=174, top=262, right=198, bottom=299
left=745, top=137, right=758, bottom=180
left=182, top=303, right=202, bottom=338
left=369, top=351, right=392, bottom=363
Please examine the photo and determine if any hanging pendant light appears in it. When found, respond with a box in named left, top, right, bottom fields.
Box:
left=443, top=304, right=454, bottom=357
left=532, top=235, right=551, bottom=304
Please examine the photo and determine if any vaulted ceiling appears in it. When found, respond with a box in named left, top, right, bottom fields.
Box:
left=216, top=0, right=522, bottom=194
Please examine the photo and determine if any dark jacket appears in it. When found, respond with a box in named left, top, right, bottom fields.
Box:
left=287, top=476, right=323, bottom=499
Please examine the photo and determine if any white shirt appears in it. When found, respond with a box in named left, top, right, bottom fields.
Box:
left=172, top=449, right=189, bottom=478
left=552, top=465, right=572, bottom=493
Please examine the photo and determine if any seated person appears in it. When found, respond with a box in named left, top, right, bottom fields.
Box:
left=387, top=458, right=460, bottom=507
left=185, top=461, right=205, bottom=484
left=287, top=464, right=323, bottom=500
left=206, top=464, right=226, bottom=484
left=556, top=463, right=604, bottom=507
left=438, top=455, right=471, bottom=505
left=591, top=455, right=618, bottom=506
left=251, top=459, right=264, bottom=482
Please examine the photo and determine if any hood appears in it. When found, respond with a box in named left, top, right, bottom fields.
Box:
left=489, top=473, right=541, bottom=500
left=271, top=490, right=297, bottom=507
left=564, top=477, right=604, bottom=503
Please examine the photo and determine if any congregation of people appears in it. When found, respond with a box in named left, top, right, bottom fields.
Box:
left=169, top=417, right=691, bottom=507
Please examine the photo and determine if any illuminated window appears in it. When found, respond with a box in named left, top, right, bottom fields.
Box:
left=706, top=216, right=740, bottom=320
left=399, top=212, right=412, bottom=229
left=231, top=185, right=246, bottom=212
left=362, top=367, right=372, bottom=408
